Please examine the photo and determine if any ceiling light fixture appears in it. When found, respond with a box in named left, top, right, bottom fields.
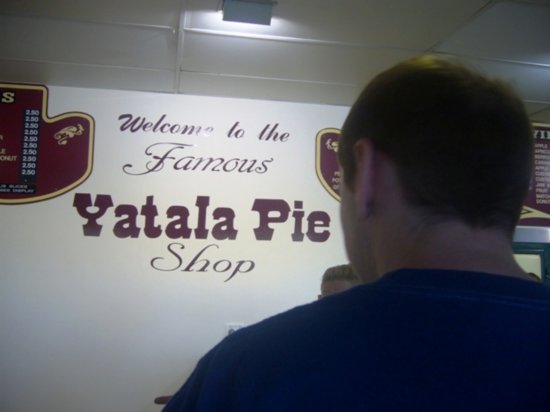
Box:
left=222, top=0, right=277, bottom=26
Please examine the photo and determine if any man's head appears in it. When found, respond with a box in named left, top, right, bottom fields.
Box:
left=319, top=264, right=361, bottom=299
left=338, top=55, right=534, bottom=274
left=339, top=55, right=533, bottom=232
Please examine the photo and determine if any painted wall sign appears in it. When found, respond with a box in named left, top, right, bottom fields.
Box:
left=0, top=83, right=94, bottom=203
left=1, top=84, right=350, bottom=412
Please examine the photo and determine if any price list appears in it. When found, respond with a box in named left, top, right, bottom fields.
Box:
left=20, top=108, right=41, bottom=187
left=520, top=124, right=550, bottom=225
left=0, top=83, right=94, bottom=204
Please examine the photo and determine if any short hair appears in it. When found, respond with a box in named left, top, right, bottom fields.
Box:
left=338, top=55, right=534, bottom=235
left=321, top=264, right=360, bottom=284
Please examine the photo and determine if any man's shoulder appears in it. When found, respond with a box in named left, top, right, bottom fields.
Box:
left=229, top=269, right=550, bottom=345
left=214, top=289, right=368, bottom=359
left=378, top=268, right=550, bottom=303
left=213, top=268, right=550, bottom=364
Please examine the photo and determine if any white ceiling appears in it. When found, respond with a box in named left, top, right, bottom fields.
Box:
left=1, top=0, right=549, bottom=123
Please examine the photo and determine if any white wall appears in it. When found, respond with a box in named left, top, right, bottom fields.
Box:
left=0, top=85, right=349, bottom=412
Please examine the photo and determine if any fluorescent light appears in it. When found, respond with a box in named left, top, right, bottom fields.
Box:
left=222, top=0, right=276, bottom=26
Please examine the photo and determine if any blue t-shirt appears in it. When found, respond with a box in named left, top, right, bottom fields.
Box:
left=164, top=269, right=550, bottom=411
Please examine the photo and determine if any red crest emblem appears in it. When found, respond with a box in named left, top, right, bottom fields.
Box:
left=0, top=83, right=94, bottom=204
left=315, top=128, right=341, bottom=201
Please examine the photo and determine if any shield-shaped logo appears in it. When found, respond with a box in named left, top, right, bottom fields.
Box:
left=315, top=128, right=341, bottom=201
left=0, top=83, right=94, bottom=204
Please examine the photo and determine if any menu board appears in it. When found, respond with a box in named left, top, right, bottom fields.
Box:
left=519, top=124, right=550, bottom=226
left=0, top=83, right=94, bottom=204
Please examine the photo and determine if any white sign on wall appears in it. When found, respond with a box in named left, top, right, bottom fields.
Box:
left=0, top=84, right=349, bottom=412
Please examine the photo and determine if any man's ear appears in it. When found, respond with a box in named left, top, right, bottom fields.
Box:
left=352, top=139, right=376, bottom=219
